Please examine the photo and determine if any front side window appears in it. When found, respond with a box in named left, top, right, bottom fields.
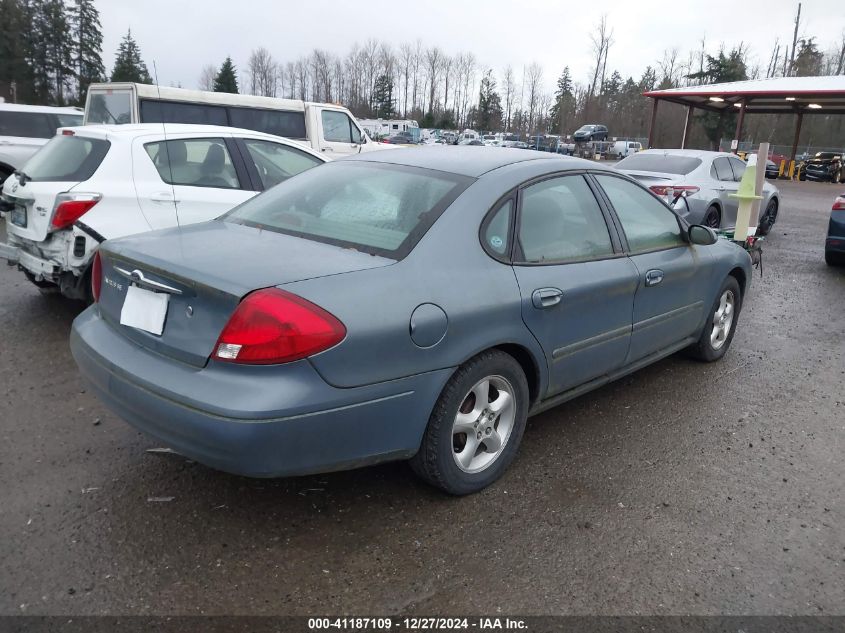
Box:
left=241, top=139, right=322, bottom=189
left=517, top=175, right=614, bottom=263
left=22, top=134, right=110, bottom=181
left=595, top=174, right=684, bottom=254
left=224, top=162, right=470, bottom=258
left=145, top=138, right=239, bottom=189
left=321, top=110, right=356, bottom=143
left=0, top=112, right=54, bottom=138
left=87, top=91, right=132, bottom=125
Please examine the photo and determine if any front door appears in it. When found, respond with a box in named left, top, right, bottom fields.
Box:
left=593, top=173, right=713, bottom=363
left=510, top=174, right=639, bottom=396
left=317, top=109, right=363, bottom=156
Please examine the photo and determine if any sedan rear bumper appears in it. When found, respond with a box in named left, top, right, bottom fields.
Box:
left=71, top=307, right=453, bottom=477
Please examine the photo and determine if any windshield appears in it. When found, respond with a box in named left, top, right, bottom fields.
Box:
left=615, top=153, right=702, bottom=175
left=224, top=162, right=471, bottom=258
left=22, top=134, right=110, bottom=182
left=577, top=126, right=596, bottom=132
left=814, top=152, right=837, bottom=159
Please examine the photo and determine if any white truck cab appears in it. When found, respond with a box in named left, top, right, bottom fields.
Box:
left=84, top=83, right=384, bottom=157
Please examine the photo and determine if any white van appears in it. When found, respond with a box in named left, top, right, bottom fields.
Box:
left=84, top=83, right=384, bottom=156
left=612, top=140, right=642, bottom=159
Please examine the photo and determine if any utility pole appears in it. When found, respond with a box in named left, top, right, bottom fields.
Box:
left=788, top=2, right=801, bottom=77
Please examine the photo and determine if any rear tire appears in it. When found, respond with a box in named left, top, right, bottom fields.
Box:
left=410, top=350, right=529, bottom=495
left=688, top=276, right=742, bottom=362
left=826, top=250, right=844, bottom=266
left=756, top=199, right=778, bottom=236
left=704, top=205, right=721, bottom=229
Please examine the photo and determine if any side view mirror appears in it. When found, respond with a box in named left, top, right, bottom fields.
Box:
left=358, top=131, right=367, bottom=144
left=688, top=224, right=718, bottom=246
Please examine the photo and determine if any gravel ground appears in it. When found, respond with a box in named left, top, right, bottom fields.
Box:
left=0, top=179, right=842, bottom=616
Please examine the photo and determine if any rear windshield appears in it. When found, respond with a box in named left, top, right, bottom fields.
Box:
left=224, top=161, right=471, bottom=258
left=22, top=135, right=110, bottom=182
left=0, top=111, right=54, bottom=138
left=616, top=153, right=702, bottom=175
left=87, top=91, right=132, bottom=124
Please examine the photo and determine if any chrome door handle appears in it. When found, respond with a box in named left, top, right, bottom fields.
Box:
left=645, top=269, right=664, bottom=287
left=531, top=287, right=563, bottom=309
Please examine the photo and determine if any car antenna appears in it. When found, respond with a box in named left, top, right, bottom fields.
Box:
left=152, top=61, right=180, bottom=228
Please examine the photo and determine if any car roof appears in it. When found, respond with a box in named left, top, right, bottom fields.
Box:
left=0, top=103, right=83, bottom=114
left=345, top=146, right=598, bottom=177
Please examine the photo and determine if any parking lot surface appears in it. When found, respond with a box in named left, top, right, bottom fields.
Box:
left=0, top=180, right=843, bottom=615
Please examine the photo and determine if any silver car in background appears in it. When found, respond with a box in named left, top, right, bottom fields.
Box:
left=614, top=149, right=780, bottom=235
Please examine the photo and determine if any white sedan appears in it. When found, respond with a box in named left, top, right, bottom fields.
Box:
left=0, top=124, right=327, bottom=300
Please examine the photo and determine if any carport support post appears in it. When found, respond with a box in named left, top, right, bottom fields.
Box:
left=647, top=99, right=659, bottom=148
left=733, top=100, right=746, bottom=154
left=790, top=111, right=803, bottom=164
left=681, top=105, right=695, bottom=149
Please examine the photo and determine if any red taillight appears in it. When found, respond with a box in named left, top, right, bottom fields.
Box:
left=832, top=196, right=845, bottom=211
left=649, top=185, right=701, bottom=197
left=61, top=129, right=75, bottom=136
left=50, top=193, right=101, bottom=230
left=213, top=288, right=346, bottom=365
left=91, top=252, right=102, bottom=302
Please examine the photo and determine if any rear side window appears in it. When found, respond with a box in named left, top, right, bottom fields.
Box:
left=0, top=111, right=54, bottom=138
left=482, top=199, right=513, bottom=258
left=321, top=111, right=356, bottom=143
left=517, top=175, right=614, bottom=263
left=224, top=161, right=470, bottom=258
left=87, top=92, right=132, bottom=124
left=145, top=138, right=239, bottom=189
left=22, top=135, right=110, bottom=182
left=229, top=108, right=306, bottom=139
left=595, top=174, right=684, bottom=253
left=241, top=139, right=322, bottom=189
left=139, top=99, right=228, bottom=126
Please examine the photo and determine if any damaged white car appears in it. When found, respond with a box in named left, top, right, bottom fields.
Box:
left=0, top=124, right=327, bottom=300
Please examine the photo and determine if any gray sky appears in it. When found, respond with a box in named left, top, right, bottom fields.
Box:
left=98, top=0, right=844, bottom=93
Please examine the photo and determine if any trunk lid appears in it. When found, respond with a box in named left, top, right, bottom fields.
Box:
left=97, top=221, right=394, bottom=367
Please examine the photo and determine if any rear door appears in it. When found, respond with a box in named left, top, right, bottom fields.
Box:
left=593, top=173, right=713, bottom=363
left=133, top=135, right=254, bottom=229
left=712, top=156, right=739, bottom=227
left=510, top=173, right=639, bottom=396
left=316, top=108, right=363, bottom=155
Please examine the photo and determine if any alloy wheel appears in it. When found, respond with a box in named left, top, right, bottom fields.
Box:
left=710, top=290, right=735, bottom=350
left=451, top=375, right=516, bottom=474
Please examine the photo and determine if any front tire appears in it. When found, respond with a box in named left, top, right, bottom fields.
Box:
left=410, top=350, right=529, bottom=495
left=757, top=199, right=778, bottom=236
left=688, top=276, right=742, bottom=362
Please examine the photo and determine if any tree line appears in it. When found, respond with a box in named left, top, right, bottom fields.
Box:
left=2, top=1, right=843, bottom=149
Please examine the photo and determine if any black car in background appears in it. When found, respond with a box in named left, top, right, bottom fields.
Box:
left=572, top=124, right=608, bottom=143
left=803, top=152, right=844, bottom=183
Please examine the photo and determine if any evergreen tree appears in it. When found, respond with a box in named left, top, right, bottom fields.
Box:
left=0, top=0, right=35, bottom=102
left=688, top=47, right=748, bottom=148
left=70, top=0, right=105, bottom=105
left=372, top=73, right=395, bottom=118
left=110, top=29, right=151, bottom=83
left=213, top=57, right=239, bottom=93
left=549, top=67, right=575, bottom=135
left=792, top=38, right=824, bottom=77
left=476, top=69, right=502, bottom=132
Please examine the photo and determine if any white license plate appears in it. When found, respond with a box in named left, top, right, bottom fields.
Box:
left=120, top=285, right=169, bottom=336
left=10, top=205, right=26, bottom=227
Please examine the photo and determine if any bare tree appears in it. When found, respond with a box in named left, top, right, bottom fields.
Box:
left=502, top=65, right=515, bottom=131
left=398, top=42, right=414, bottom=116
left=441, top=55, right=453, bottom=116
left=198, top=64, right=216, bottom=91
left=247, top=47, right=278, bottom=96
left=588, top=15, right=614, bottom=100
left=424, top=46, right=443, bottom=115
left=788, top=2, right=802, bottom=76
left=410, top=40, right=423, bottom=114
left=525, top=62, right=543, bottom=133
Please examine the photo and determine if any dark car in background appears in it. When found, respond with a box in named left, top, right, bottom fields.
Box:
left=765, top=159, right=779, bottom=180
left=572, top=124, right=608, bottom=143
left=385, top=132, right=417, bottom=145
left=825, top=193, right=845, bottom=266
left=803, top=152, right=843, bottom=183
